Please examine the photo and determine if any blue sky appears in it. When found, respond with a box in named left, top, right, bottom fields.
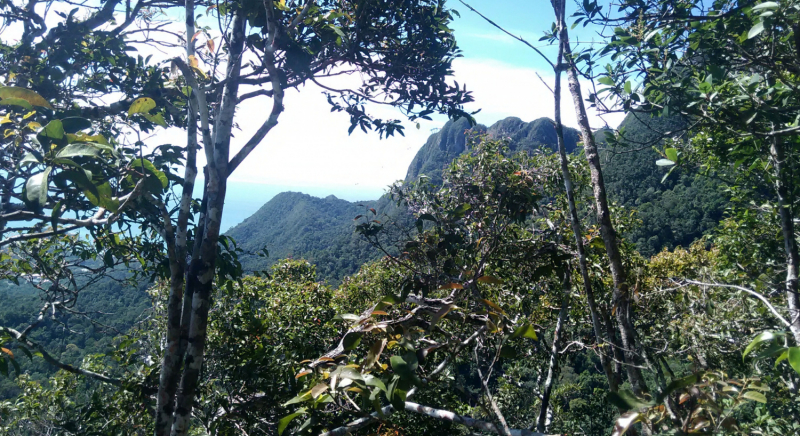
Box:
left=2, top=0, right=624, bottom=230
left=209, top=0, right=628, bottom=230
left=202, top=0, right=624, bottom=198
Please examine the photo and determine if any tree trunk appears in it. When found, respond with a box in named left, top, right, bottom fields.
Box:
left=559, top=24, right=648, bottom=395
left=153, top=0, right=199, bottom=433
left=169, top=8, right=245, bottom=436
left=536, top=272, right=570, bottom=433
left=601, top=306, right=625, bottom=387
left=770, top=137, right=800, bottom=344
left=550, top=0, right=619, bottom=393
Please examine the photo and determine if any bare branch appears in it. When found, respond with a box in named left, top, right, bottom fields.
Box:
left=403, top=401, right=551, bottom=436
left=682, top=279, right=791, bottom=328
left=3, top=326, right=123, bottom=387
left=458, top=0, right=555, bottom=70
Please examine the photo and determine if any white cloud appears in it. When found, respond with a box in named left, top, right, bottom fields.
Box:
left=198, top=57, right=625, bottom=192
left=451, top=58, right=625, bottom=131
left=3, top=10, right=625, bottom=195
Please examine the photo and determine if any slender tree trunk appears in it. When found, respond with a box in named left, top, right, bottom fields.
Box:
left=0, top=181, right=11, bottom=235
left=550, top=0, right=619, bottom=393
left=154, top=1, right=199, bottom=433
left=600, top=306, right=624, bottom=386
left=557, top=9, right=648, bottom=395
left=536, top=271, right=570, bottom=433
left=169, top=9, right=245, bottom=436
left=770, top=137, right=800, bottom=344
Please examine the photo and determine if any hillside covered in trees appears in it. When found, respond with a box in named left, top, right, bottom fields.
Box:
left=228, top=112, right=726, bottom=282
left=2, top=0, right=800, bottom=435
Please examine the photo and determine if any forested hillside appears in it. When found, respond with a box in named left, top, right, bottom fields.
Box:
left=229, top=113, right=726, bottom=280
left=0, top=278, right=150, bottom=398
left=602, top=114, right=729, bottom=256
left=226, top=192, right=382, bottom=283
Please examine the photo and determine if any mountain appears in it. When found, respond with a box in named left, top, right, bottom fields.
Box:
left=405, top=116, right=581, bottom=184
left=227, top=116, right=584, bottom=281
left=226, top=192, right=382, bottom=283
left=227, top=113, right=727, bottom=280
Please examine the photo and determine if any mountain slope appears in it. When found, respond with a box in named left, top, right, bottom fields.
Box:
left=227, top=114, right=727, bottom=280
left=405, top=116, right=581, bottom=184
left=601, top=113, right=728, bottom=256
left=226, top=192, right=381, bottom=283
left=228, top=116, right=584, bottom=281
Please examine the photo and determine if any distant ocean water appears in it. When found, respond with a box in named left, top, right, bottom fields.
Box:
left=213, top=181, right=388, bottom=232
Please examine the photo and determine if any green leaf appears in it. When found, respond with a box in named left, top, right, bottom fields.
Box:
left=310, top=383, right=328, bottom=398
left=643, top=29, right=659, bottom=42
left=743, top=331, right=781, bottom=358
left=742, top=390, right=767, bottom=403
left=390, top=353, right=418, bottom=379
left=130, top=158, right=168, bottom=189
left=598, top=76, right=615, bottom=86
left=481, top=299, right=507, bottom=316
left=56, top=143, right=108, bottom=159
left=751, top=2, right=779, bottom=11
left=333, top=313, right=360, bottom=322
left=624, top=81, right=631, bottom=94
left=0, top=86, right=52, bottom=108
left=23, top=167, right=52, bottom=209
left=20, top=152, right=42, bottom=166
left=37, top=120, right=65, bottom=147
left=283, top=391, right=312, bottom=406
left=510, top=324, right=538, bottom=340
left=364, top=339, right=386, bottom=370
left=451, top=203, right=471, bottom=217
left=787, top=347, right=800, bottom=375
left=363, top=374, right=386, bottom=392
left=143, top=112, right=168, bottom=127
left=774, top=350, right=788, bottom=368
left=658, top=373, right=699, bottom=403
left=429, top=303, right=455, bottom=330
left=0, top=98, right=34, bottom=110
left=331, top=366, right=363, bottom=383
left=82, top=181, right=118, bottom=212
left=747, top=21, right=765, bottom=39
left=661, top=167, right=676, bottom=183
left=342, top=331, right=363, bottom=351
left=608, top=390, right=654, bottom=411
left=500, top=345, right=518, bottom=358
left=664, top=148, right=678, bottom=162
left=128, top=97, right=156, bottom=116
left=278, top=408, right=306, bottom=435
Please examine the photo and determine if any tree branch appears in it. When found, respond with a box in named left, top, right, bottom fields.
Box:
left=3, top=326, right=123, bottom=387
left=458, top=0, right=555, bottom=70
left=682, top=280, right=791, bottom=328
left=403, top=401, right=550, bottom=436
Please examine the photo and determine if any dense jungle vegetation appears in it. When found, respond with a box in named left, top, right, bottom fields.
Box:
left=1, top=0, right=800, bottom=435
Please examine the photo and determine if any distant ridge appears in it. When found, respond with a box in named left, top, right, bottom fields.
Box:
left=226, top=113, right=721, bottom=280
left=227, top=116, right=584, bottom=281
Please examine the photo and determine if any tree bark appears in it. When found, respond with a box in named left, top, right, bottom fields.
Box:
left=550, top=0, right=619, bottom=393
left=770, top=137, right=800, bottom=344
left=154, top=0, right=199, bottom=433
left=557, top=7, right=648, bottom=395
left=536, top=272, right=570, bottom=433
left=168, top=9, right=245, bottom=435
